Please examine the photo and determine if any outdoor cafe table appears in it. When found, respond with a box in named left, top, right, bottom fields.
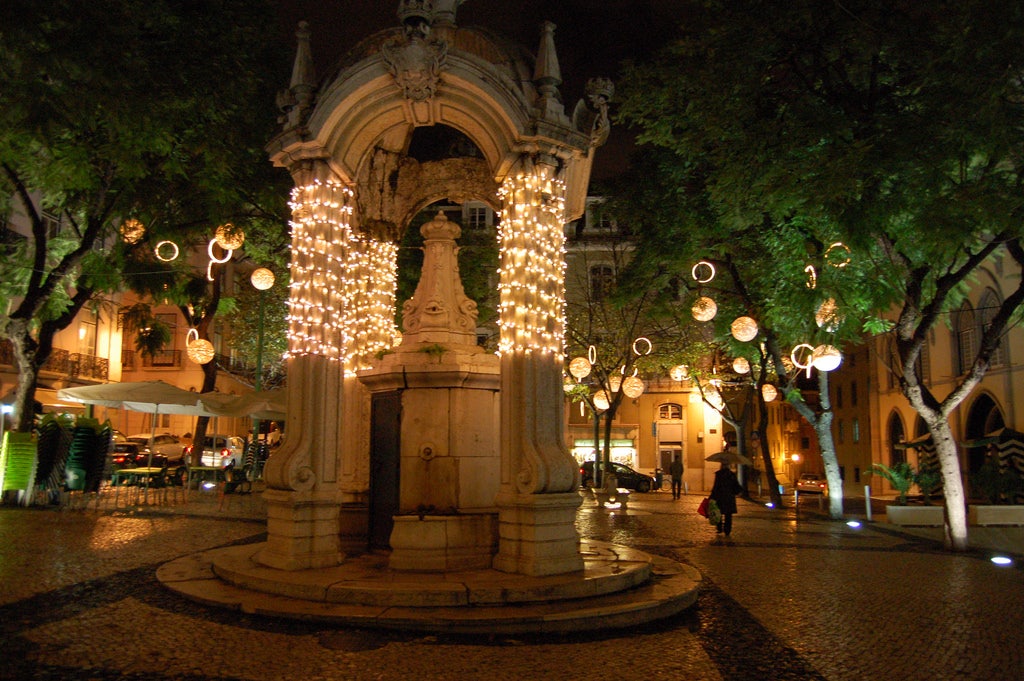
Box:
left=110, top=467, right=165, bottom=506
left=185, top=465, right=223, bottom=502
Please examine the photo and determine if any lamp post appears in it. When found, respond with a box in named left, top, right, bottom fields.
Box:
left=249, top=267, right=275, bottom=473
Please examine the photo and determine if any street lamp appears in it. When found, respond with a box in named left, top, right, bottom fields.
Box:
left=249, top=267, right=275, bottom=472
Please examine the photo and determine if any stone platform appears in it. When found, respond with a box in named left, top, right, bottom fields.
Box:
left=156, top=539, right=700, bottom=635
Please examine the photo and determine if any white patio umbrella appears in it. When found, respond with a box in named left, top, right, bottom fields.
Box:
left=200, top=389, right=287, bottom=421
left=58, top=380, right=217, bottom=469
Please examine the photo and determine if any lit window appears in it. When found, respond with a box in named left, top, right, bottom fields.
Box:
left=590, top=265, right=614, bottom=301
left=852, top=418, right=860, bottom=443
left=956, top=302, right=977, bottom=375
left=659, top=403, right=682, bottom=420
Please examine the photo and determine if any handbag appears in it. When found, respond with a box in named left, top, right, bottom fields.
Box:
left=697, top=497, right=709, bottom=517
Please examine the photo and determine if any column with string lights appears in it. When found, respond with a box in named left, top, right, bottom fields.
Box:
left=493, top=158, right=584, bottom=576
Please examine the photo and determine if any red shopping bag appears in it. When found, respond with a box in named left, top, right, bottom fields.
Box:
left=697, top=497, right=709, bottom=517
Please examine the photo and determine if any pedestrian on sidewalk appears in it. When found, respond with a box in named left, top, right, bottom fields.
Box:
left=669, top=454, right=684, bottom=499
left=710, top=461, right=743, bottom=535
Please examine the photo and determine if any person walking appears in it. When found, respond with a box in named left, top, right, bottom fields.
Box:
left=668, top=454, right=684, bottom=500
left=710, top=461, right=743, bottom=536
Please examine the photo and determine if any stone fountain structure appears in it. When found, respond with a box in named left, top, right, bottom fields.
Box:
left=159, top=0, right=699, bottom=632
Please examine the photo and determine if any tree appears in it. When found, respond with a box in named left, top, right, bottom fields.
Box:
left=616, top=0, right=1024, bottom=548
left=0, top=0, right=290, bottom=432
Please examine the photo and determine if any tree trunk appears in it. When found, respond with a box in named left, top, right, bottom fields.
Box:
left=6, top=319, right=42, bottom=433
left=788, top=371, right=844, bottom=519
left=930, top=420, right=968, bottom=550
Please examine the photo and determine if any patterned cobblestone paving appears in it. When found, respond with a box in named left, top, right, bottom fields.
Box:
left=1, top=491, right=1022, bottom=680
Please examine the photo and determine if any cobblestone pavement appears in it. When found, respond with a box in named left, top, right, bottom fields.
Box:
left=2, top=489, right=1022, bottom=681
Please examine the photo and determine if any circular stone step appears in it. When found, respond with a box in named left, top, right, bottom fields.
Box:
left=157, top=540, right=701, bottom=634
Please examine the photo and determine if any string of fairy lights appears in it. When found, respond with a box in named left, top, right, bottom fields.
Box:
left=286, top=179, right=399, bottom=371
left=496, top=165, right=568, bottom=358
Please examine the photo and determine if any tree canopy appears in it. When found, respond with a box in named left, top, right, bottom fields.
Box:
left=614, top=0, right=1024, bottom=545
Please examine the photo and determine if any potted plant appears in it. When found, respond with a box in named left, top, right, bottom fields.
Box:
left=969, top=453, right=1024, bottom=526
left=914, top=463, right=943, bottom=505
left=870, top=462, right=944, bottom=526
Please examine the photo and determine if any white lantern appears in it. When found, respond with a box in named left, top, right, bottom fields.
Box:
left=692, top=296, right=717, bottom=322
left=608, top=375, right=622, bottom=393
left=119, top=218, right=145, bottom=244
left=669, top=365, right=689, bottom=381
left=214, top=223, right=245, bottom=250
left=250, top=267, right=275, bottom=291
left=732, top=357, right=750, bottom=374
left=569, top=356, right=592, bottom=379
left=762, top=384, right=778, bottom=402
left=622, top=375, right=645, bottom=399
left=593, top=389, right=611, bottom=411
left=812, top=344, right=843, bottom=372
left=731, top=316, right=759, bottom=342
left=187, top=339, right=215, bottom=365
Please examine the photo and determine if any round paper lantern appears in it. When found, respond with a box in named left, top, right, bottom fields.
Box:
left=732, top=357, right=750, bottom=374
left=592, top=389, right=611, bottom=411
left=812, top=344, right=843, bottom=372
left=731, top=316, right=759, bottom=342
left=608, top=375, right=622, bottom=393
left=815, top=298, right=844, bottom=332
left=119, top=218, right=145, bottom=244
left=187, top=338, right=215, bottom=365
left=622, top=376, right=645, bottom=399
left=692, top=296, right=717, bottom=322
left=250, top=267, right=275, bottom=290
left=568, top=356, right=592, bottom=379
left=761, top=384, right=778, bottom=402
left=214, top=223, right=245, bottom=250
left=669, top=365, right=689, bottom=381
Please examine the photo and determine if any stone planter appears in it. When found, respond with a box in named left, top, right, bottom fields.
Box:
left=968, top=505, right=1024, bottom=526
left=886, top=504, right=945, bottom=526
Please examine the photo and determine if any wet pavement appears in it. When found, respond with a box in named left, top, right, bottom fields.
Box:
left=1, top=488, right=1022, bottom=680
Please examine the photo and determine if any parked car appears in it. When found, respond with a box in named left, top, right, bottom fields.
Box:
left=186, top=434, right=246, bottom=468
left=796, top=473, right=828, bottom=494
left=127, top=433, right=185, bottom=465
left=109, top=441, right=166, bottom=469
left=580, top=461, right=655, bottom=493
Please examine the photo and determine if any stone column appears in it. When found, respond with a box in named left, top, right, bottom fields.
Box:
left=493, top=160, right=583, bottom=576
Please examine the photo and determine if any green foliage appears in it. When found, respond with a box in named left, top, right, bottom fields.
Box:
left=972, top=461, right=1024, bottom=505
left=868, top=462, right=916, bottom=505
left=915, top=465, right=943, bottom=505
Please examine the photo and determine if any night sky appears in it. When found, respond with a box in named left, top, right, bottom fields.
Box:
left=274, top=0, right=690, bottom=180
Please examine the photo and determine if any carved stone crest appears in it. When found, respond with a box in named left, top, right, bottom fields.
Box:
left=381, top=18, right=448, bottom=102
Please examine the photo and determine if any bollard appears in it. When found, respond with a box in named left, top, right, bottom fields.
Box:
left=864, top=484, right=872, bottom=522
left=794, top=489, right=799, bottom=510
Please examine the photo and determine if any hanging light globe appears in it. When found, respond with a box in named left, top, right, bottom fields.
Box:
left=812, top=344, right=843, bottom=372
left=731, top=316, right=759, bottom=342
left=119, top=218, right=145, bottom=244
left=622, top=375, right=645, bottom=399
left=815, top=298, right=844, bottom=332
left=250, top=267, right=275, bottom=291
left=762, top=384, right=778, bottom=402
left=568, top=356, right=592, bottom=379
left=732, top=357, right=751, bottom=374
left=214, top=223, right=245, bottom=250
left=608, top=375, right=622, bottom=393
left=669, top=365, right=689, bottom=381
left=692, top=296, right=717, bottom=322
left=592, top=389, right=611, bottom=412
left=186, top=338, right=216, bottom=365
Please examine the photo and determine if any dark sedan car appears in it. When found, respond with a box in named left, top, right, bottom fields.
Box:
left=580, top=461, right=655, bottom=493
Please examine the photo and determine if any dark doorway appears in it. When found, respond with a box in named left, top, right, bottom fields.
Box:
left=965, top=394, right=1004, bottom=474
left=369, top=391, right=401, bottom=551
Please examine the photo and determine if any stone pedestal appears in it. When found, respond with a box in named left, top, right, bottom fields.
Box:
left=389, top=513, right=498, bottom=571
left=257, top=489, right=343, bottom=570
left=493, top=491, right=583, bottom=576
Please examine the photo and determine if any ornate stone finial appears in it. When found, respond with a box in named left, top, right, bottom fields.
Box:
left=276, top=21, right=318, bottom=129
left=572, top=77, right=615, bottom=147
left=533, top=21, right=565, bottom=119
left=401, top=212, right=478, bottom=345
left=397, top=0, right=433, bottom=27
left=431, top=0, right=465, bottom=28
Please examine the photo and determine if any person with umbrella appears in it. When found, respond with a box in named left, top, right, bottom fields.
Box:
left=707, top=442, right=746, bottom=537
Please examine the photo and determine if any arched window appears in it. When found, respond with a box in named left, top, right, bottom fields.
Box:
left=955, top=302, right=977, bottom=375
left=658, top=403, right=682, bottom=420
left=589, top=265, right=614, bottom=301
left=888, top=411, right=906, bottom=466
left=978, top=289, right=1005, bottom=367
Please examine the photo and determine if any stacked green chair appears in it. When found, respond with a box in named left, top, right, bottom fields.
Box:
left=64, top=417, right=102, bottom=506
left=35, top=413, right=73, bottom=503
left=1, top=431, right=38, bottom=506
